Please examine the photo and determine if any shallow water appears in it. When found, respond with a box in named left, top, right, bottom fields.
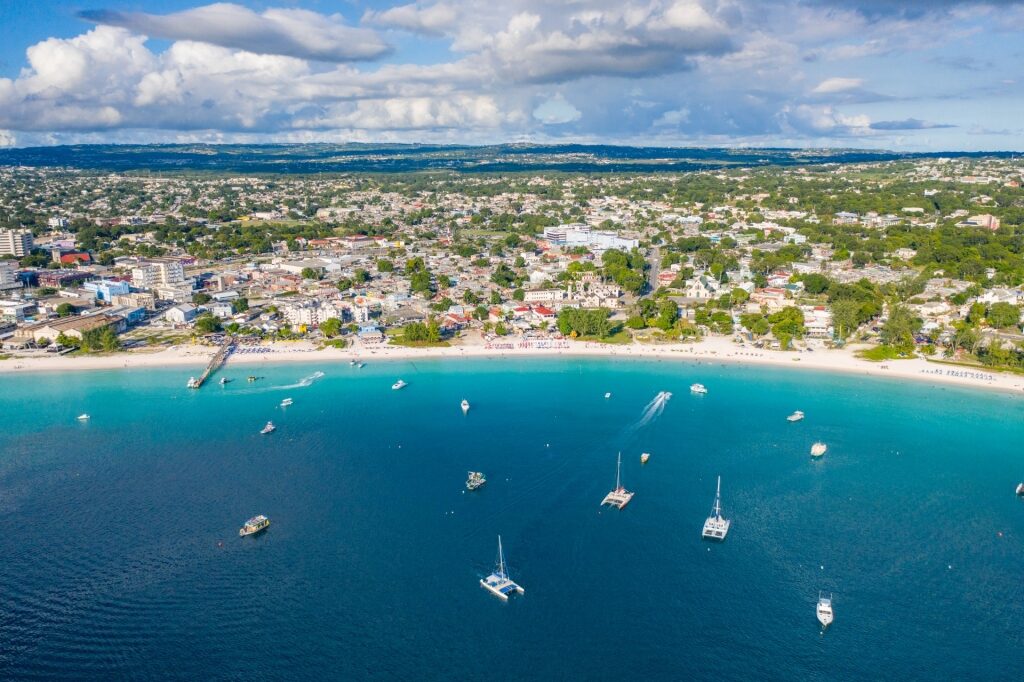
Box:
left=1, top=358, right=1022, bottom=680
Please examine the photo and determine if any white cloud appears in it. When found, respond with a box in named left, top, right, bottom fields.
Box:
left=363, top=3, right=459, bottom=36
left=811, top=77, right=865, bottom=94
left=533, top=94, right=582, bottom=124
left=80, top=3, right=391, bottom=62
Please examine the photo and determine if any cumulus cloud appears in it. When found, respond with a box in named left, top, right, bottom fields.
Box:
left=363, top=3, right=459, bottom=36
left=80, top=3, right=391, bottom=62
left=532, top=94, right=582, bottom=125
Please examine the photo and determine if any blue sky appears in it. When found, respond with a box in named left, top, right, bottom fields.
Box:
left=0, top=0, right=1022, bottom=150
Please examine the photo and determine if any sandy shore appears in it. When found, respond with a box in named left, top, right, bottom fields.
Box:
left=2, top=336, right=1022, bottom=396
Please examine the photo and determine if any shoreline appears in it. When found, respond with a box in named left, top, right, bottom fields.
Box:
left=2, top=336, right=1023, bottom=397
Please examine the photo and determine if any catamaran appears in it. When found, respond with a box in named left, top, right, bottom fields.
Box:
left=239, top=515, right=270, bottom=537
left=702, top=475, right=730, bottom=540
left=260, top=421, right=276, bottom=435
left=466, top=471, right=486, bottom=490
left=601, top=452, right=634, bottom=509
left=811, top=442, right=827, bottom=458
left=787, top=410, right=805, bottom=422
left=392, top=379, right=407, bottom=390
left=480, top=535, right=524, bottom=600
left=817, top=592, right=834, bottom=628
left=461, top=399, right=470, bottom=413
left=690, top=383, right=708, bottom=394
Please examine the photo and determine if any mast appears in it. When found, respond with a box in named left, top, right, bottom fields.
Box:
left=497, top=535, right=506, bottom=580
left=615, top=452, right=622, bottom=490
left=712, top=475, right=722, bottom=518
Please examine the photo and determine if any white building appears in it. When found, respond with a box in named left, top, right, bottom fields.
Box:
left=0, top=229, right=34, bottom=257
left=48, top=217, right=70, bottom=229
left=282, top=299, right=341, bottom=328
left=0, top=260, right=20, bottom=291
left=803, top=306, right=834, bottom=339
left=131, top=258, right=186, bottom=289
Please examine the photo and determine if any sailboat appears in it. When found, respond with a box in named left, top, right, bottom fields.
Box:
left=601, top=452, right=634, bottom=509
left=480, top=535, right=524, bottom=600
left=701, top=475, right=730, bottom=540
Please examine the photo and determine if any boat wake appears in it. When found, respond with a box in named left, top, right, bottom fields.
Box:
left=237, top=371, right=325, bottom=394
left=634, top=391, right=672, bottom=429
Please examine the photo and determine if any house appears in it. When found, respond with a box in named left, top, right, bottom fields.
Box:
left=165, top=303, right=198, bottom=324
left=10, top=314, right=120, bottom=346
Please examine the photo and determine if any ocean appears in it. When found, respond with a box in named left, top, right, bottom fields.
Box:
left=1, top=357, right=1022, bottom=680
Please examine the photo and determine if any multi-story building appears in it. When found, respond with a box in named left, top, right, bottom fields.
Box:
left=0, top=229, right=33, bottom=257
left=0, top=260, right=20, bottom=291
left=131, top=258, right=186, bottom=289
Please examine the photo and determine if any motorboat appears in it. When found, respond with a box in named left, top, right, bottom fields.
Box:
left=239, top=515, right=270, bottom=537
left=811, top=442, right=827, bottom=458
left=690, top=383, right=707, bottom=394
left=817, top=593, right=834, bottom=628
left=392, top=379, right=407, bottom=390
left=787, top=410, right=805, bottom=422
left=77, top=413, right=90, bottom=421
left=466, top=471, right=486, bottom=490
left=640, top=452, right=651, bottom=464
left=461, top=399, right=470, bottom=413
left=260, top=421, right=276, bottom=435
left=280, top=398, right=293, bottom=407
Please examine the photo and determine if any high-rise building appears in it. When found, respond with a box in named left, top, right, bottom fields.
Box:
left=0, top=229, right=34, bottom=257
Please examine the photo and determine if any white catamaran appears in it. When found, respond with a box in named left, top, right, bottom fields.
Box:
left=702, top=475, right=731, bottom=540
left=601, top=452, right=634, bottom=509
left=480, top=535, right=524, bottom=600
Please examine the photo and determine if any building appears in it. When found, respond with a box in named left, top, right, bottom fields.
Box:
left=131, top=258, right=186, bottom=289
left=11, top=314, right=119, bottom=346
left=84, top=279, right=131, bottom=302
left=165, top=303, right=197, bottom=324
left=47, top=217, right=70, bottom=229
left=0, top=229, right=34, bottom=257
left=0, top=299, right=37, bottom=322
left=282, top=299, right=341, bottom=328
left=959, top=214, right=1000, bottom=231
left=0, top=260, right=21, bottom=291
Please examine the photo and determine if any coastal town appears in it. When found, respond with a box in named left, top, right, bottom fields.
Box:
left=2, top=155, right=1024, bottom=386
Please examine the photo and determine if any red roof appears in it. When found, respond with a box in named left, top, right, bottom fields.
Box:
left=533, top=305, right=555, bottom=316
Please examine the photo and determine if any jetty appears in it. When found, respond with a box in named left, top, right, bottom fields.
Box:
left=189, top=336, right=235, bottom=389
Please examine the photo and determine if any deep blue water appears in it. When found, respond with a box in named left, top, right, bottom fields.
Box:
left=1, top=358, right=1023, bottom=680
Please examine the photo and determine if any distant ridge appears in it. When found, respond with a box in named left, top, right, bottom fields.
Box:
left=0, top=143, right=1013, bottom=174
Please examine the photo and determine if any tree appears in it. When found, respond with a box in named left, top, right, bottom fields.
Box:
left=512, top=289, right=525, bottom=302
left=55, top=332, right=77, bottom=348
left=56, top=303, right=75, bottom=317
left=801, top=273, right=830, bottom=295
left=301, top=267, right=322, bottom=281
left=987, top=302, right=1021, bottom=329
left=652, top=300, right=679, bottom=331
left=729, top=288, right=750, bottom=306
left=192, top=292, right=212, bottom=305
left=336, top=277, right=353, bottom=292
left=490, top=291, right=502, bottom=305
left=233, top=297, right=249, bottom=313
left=830, top=300, right=861, bottom=339
left=557, top=308, right=613, bottom=338
left=880, top=304, right=918, bottom=352
left=36, top=336, right=51, bottom=347
left=463, top=290, right=480, bottom=305
left=377, top=259, right=394, bottom=272
left=320, top=317, right=342, bottom=338
left=194, top=314, right=222, bottom=334
left=353, top=268, right=371, bottom=283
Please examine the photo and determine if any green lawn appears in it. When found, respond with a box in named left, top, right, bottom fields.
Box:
left=857, top=345, right=912, bottom=361
left=578, top=329, right=633, bottom=345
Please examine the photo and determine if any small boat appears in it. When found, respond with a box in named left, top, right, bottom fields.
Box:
left=480, top=535, right=524, bottom=600
left=247, top=375, right=257, bottom=383
left=604, top=392, right=612, bottom=399
left=349, top=360, right=356, bottom=366
left=640, top=452, right=650, bottom=464
left=817, top=592, right=834, bottom=628
left=702, top=475, right=730, bottom=540
left=77, top=413, right=90, bottom=421
left=690, top=383, right=707, bottom=394
left=358, top=362, right=365, bottom=369
left=280, top=398, right=293, bottom=407
left=1016, top=482, right=1024, bottom=496
left=461, top=399, right=470, bottom=413
left=239, top=515, right=270, bottom=537
left=260, top=421, right=276, bottom=435
left=811, top=442, right=827, bottom=458
left=787, top=410, right=805, bottom=422
left=601, top=452, right=634, bottom=509
left=466, top=471, right=486, bottom=490
left=219, top=377, right=230, bottom=385
left=392, top=379, right=407, bottom=390
left=186, top=377, right=199, bottom=389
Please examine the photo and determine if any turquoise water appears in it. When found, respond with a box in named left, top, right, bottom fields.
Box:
left=1, top=358, right=1023, bottom=680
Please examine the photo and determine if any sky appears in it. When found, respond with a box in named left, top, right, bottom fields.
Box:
left=0, top=0, right=1022, bottom=150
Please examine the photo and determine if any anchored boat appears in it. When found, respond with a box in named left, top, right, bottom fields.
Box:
left=690, top=383, right=707, bottom=394
left=702, top=476, right=730, bottom=540
left=817, top=592, right=834, bottom=628
left=280, top=398, right=293, bottom=407
left=787, top=410, right=805, bottom=422
left=601, top=452, right=634, bottom=509
left=480, top=535, right=524, bottom=600
left=640, top=452, right=651, bottom=464
left=466, top=471, right=486, bottom=491
left=461, top=399, right=470, bottom=413
left=392, top=379, right=407, bottom=390
left=239, top=515, right=270, bottom=537
left=260, top=421, right=276, bottom=435
left=811, top=442, right=827, bottom=458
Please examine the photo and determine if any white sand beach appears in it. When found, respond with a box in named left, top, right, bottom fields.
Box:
left=2, top=334, right=1023, bottom=396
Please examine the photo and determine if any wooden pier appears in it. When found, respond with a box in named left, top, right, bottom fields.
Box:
left=190, top=336, right=235, bottom=389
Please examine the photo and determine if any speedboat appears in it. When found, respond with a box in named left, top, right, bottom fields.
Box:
left=640, top=452, right=651, bottom=464
left=1016, top=482, right=1024, bottom=496
left=247, top=375, right=258, bottom=383
left=392, top=379, right=407, bottom=390
left=466, top=471, right=486, bottom=490
left=280, top=398, right=293, bottom=407
left=811, top=442, right=827, bottom=458
left=260, top=421, right=276, bottom=435
left=604, top=392, right=612, bottom=399
left=358, top=362, right=365, bottom=368
left=787, top=410, right=805, bottom=422
left=461, top=399, right=470, bottom=413
left=77, top=413, right=90, bottom=421
left=239, top=515, right=270, bottom=537
left=817, top=593, right=834, bottom=628
left=349, top=359, right=356, bottom=366
left=690, top=383, right=707, bottom=394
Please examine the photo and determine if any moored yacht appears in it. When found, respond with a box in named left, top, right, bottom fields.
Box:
left=690, top=383, right=707, bottom=394
left=77, top=413, right=90, bottom=421
left=461, top=399, right=470, bottom=413
left=811, top=442, right=827, bottom=458
left=280, top=398, right=293, bottom=407
left=787, top=410, right=805, bottom=422
left=260, top=421, right=276, bottom=435
left=702, top=476, right=730, bottom=540
left=392, top=379, right=407, bottom=390
left=239, top=515, right=270, bottom=537
left=817, top=592, right=834, bottom=628
left=466, top=471, right=486, bottom=490
left=601, top=452, right=634, bottom=509
left=640, top=452, right=651, bottom=464
left=604, top=392, right=612, bottom=399
left=480, top=535, right=524, bottom=600
left=1016, top=482, right=1024, bottom=496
